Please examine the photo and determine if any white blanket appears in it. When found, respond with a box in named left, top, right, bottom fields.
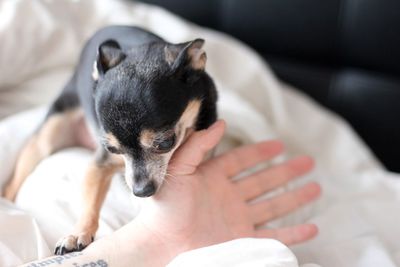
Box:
left=1, top=0, right=400, bottom=266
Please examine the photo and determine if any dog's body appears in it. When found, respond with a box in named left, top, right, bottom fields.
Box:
left=3, top=26, right=217, bottom=254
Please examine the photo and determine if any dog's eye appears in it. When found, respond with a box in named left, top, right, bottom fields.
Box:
left=105, top=145, right=121, bottom=154
left=154, top=135, right=176, bottom=153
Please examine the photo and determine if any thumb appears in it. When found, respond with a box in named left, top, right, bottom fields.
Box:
left=168, top=120, right=225, bottom=176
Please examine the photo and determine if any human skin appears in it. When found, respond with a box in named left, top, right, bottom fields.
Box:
left=22, top=120, right=320, bottom=267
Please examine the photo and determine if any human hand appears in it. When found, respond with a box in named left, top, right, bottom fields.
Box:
left=136, top=120, right=321, bottom=259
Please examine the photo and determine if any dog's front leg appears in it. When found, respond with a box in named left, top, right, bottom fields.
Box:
left=55, top=150, right=123, bottom=255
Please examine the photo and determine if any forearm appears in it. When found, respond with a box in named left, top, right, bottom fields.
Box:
left=21, top=220, right=171, bottom=267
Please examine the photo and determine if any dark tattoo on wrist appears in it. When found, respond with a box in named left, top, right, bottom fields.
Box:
left=26, top=252, right=83, bottom=266
left=72, top=260, right=108, bottom=267
left=26, top=252, right=109, bottom=267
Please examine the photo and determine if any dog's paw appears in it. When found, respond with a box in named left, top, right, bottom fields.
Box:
left=54, top=233, right=94, bottom=255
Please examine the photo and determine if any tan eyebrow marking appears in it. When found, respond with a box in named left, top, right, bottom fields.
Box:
left=140, top=129, right=156, bottom=148
left=139, top=100, right=201, bottom=148
left=105, top=133, right=121, bottom=149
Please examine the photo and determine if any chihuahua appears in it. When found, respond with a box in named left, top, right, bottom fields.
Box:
left=3, top=25, right=217, bottom=254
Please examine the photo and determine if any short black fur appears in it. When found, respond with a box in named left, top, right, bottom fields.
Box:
left=46, top=26, right=218, bottom=195
left=49, top=26, right=217, bottom=140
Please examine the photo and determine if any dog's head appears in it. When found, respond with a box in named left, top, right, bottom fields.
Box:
left=93, top=39, right=217, bottom=197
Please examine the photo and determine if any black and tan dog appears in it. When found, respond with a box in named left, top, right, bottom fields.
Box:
left=2, top=26, right=217, bottom=254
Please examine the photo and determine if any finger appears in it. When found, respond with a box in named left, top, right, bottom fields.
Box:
left=168, top=120, right=225, bottom=176
left=256, top=224, right=318, bottom=246
left=250, top=182, right=321, bottom=225
left=236, top=156, right=314, bottom=201
left=206, top=140, right=284, bottom=178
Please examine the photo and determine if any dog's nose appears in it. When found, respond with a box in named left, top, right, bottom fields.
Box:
left=132, top=181, right=156, bottom=197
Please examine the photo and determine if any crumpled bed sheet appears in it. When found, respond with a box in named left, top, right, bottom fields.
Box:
left=0, top=0, right=400, bottom=266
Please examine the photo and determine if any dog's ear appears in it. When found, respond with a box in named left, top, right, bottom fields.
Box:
left=93, top=40, right=126, bottom=80
left=164, top=39, right=207, bottom=72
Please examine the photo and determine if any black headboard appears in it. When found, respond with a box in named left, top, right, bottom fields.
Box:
left=139, top=0, right=400, bottom=172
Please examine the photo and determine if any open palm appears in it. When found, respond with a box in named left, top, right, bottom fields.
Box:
left=138, top=120, right=320, bottom=254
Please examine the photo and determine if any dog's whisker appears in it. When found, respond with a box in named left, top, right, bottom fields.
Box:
left=164, top=173, right=179, bottom=183
left=159, top=168, right=176, bottom=183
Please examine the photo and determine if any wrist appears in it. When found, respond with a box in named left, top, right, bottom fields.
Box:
left=84, top=219, right=173, bottom=267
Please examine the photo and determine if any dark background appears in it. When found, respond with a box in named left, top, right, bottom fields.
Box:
left=138, top=0, right=400, bottom=172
